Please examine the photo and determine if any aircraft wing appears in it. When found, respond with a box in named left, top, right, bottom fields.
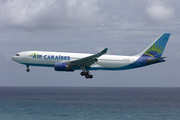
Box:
left=68, top=48, right=108, bottom=67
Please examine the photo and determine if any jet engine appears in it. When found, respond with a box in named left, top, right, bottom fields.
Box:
left=54, top=62, right=74, bottom=71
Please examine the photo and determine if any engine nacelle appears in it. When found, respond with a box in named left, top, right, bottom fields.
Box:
left=54, top=62, right=74, bottom=71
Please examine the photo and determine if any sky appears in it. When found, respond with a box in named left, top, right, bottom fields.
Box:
left=0, top=0, right=180, bottom=87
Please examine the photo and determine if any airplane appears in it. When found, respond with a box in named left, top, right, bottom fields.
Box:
left=12, top=33, right=171, bottom=79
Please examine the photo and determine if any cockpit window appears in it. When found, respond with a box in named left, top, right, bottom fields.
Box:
left=16, top=54, right=20, bottom=56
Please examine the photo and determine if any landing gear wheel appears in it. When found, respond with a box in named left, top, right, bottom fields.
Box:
left=85, top=75, right=89, bottom=79
left=81, top=72, right=85, bottom=76
left=26, top=65, right=30, bottom=72
left=26, top=69, right=30, bottom=72
left=80, top=69, right=93, bottom=79
left=89, top=75, right=93, bottom=79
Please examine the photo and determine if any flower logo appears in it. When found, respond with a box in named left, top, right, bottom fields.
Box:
left=143, top=44, right=164, bottom=57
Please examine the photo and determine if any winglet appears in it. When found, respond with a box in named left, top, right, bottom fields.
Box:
left=101, top=48, right=108, bottom=54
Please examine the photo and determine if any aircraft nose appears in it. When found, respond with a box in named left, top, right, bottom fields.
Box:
left=11, top=56, right=15, bottom=61
left=11, top=55, right=18, bottom=62
left=12, top=53, right=21, bottom=62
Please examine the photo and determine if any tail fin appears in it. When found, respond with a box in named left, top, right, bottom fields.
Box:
left=136, top=33, right=171, bottom=58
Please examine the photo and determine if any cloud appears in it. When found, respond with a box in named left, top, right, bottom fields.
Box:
left=0, top=0, right=104, bottom=31
left=146, top=1, right=174, bottom=23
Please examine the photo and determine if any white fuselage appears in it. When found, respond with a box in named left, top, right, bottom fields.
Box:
left=12, top=51, right=139, bottom=70
left=11, top=33, right=170, bottom=79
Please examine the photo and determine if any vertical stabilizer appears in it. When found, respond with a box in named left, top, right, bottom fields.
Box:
left=136, top=33, right=171, bottom=58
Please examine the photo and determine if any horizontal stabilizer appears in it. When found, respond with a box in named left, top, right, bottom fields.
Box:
left=146, top=57, right=166, bottom=64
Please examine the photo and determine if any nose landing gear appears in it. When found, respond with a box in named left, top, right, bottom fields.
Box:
left=26, top=65, right=30, bottom=72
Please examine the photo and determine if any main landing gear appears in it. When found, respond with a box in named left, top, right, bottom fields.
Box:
left=80, top=70, right=93, bottom=79
left=26, top=65, right=30, bottom=72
